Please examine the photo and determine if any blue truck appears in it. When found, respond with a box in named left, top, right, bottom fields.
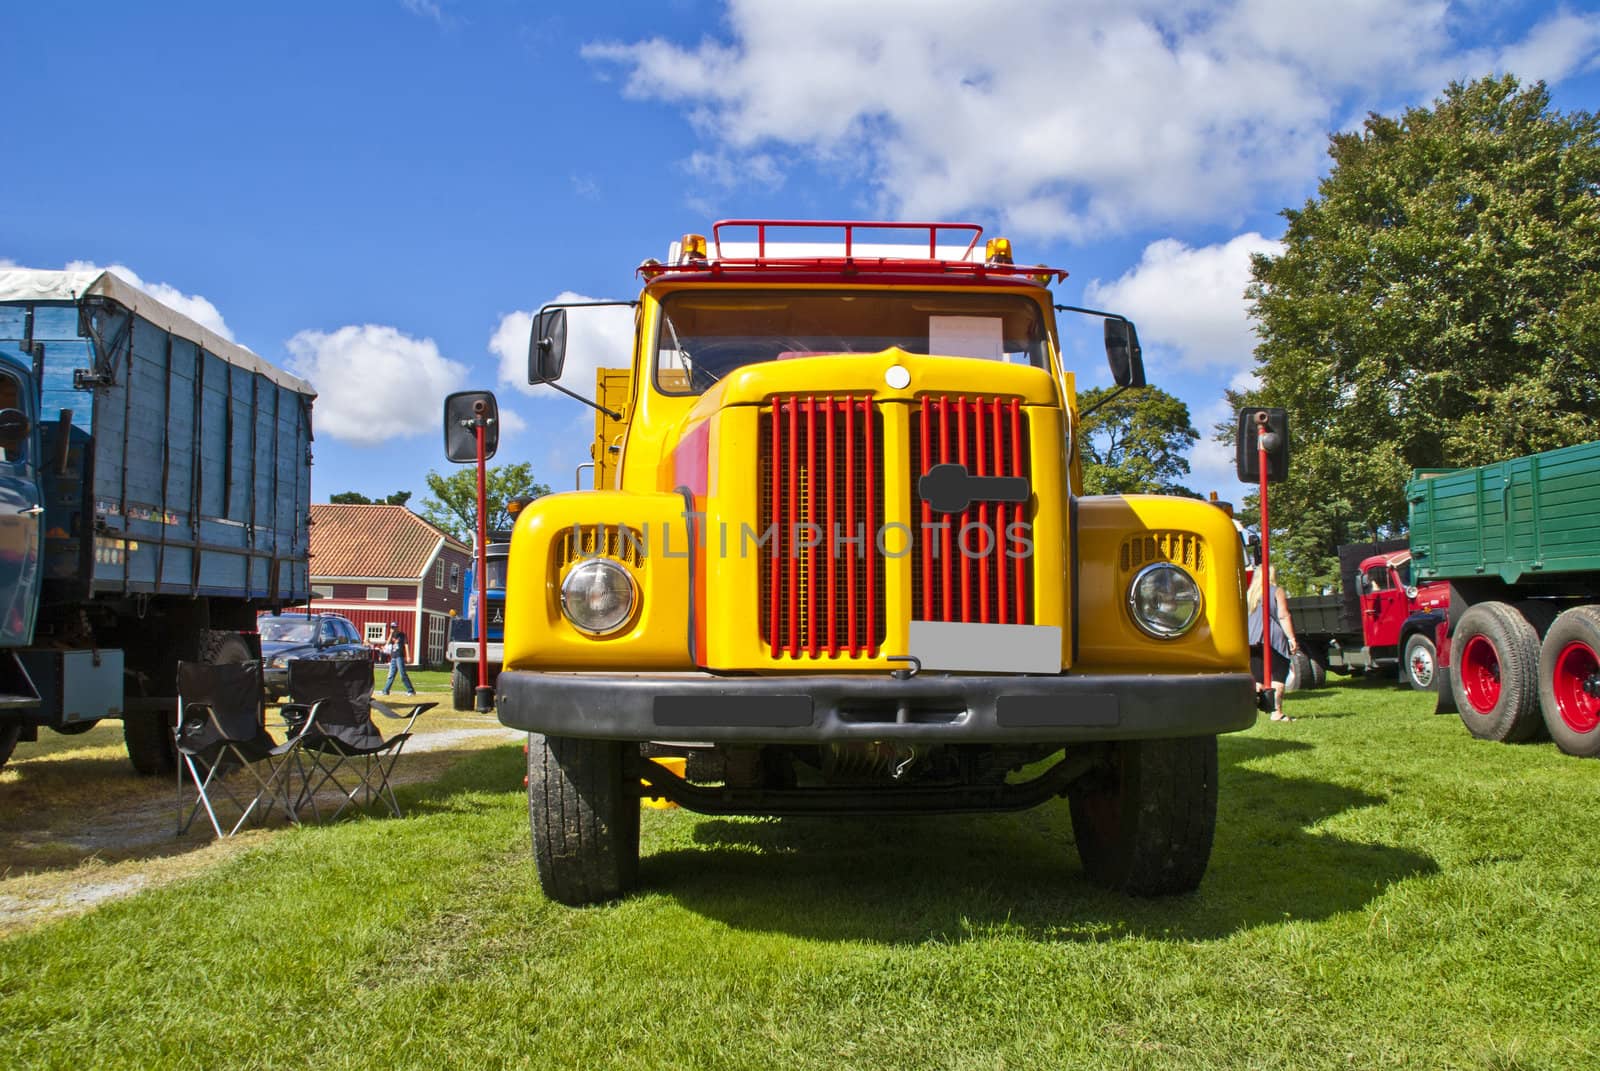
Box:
left=446, top=529, right=508, bottom=710
left=0, top=269, right=314, bottom=773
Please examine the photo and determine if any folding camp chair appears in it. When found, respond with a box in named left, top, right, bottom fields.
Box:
left=280, top=658, right=435, bottom=821
left=175, top=661, right=298, bottom=837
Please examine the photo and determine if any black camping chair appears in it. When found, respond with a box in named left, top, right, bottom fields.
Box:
left=281, top=658, right=435, bottom=821
left=175, top=661, right=298, bottom=837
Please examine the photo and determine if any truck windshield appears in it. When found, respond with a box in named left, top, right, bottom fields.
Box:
left=259, top=618, right=315, bottom=643
left=484, top=556, right=508, bottom=592
left=655, top=290, right=1050, bottom=394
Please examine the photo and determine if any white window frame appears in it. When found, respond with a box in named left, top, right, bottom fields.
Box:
left=366, top=586, right=388, bottom=601
left=364, top=622, right=387, bottom=644
left=311, top=584, right=334, bottom=599
left=449, top=563, right=460, bottom=593
left=435, top=560, right=445, bottom=588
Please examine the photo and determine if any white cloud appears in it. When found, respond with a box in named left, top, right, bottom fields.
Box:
left=584, top=1, right=1600, bottom=239
left=1085, top=232, right=1281, bottom=375
left=285, top=324, right=468, bottom=446
left=62, top=260, right=235, bottom=340
left=497, top=407, right=528, bottom=436
left=401, top=0, right=444, bottom=23
left=489, top=292, right=635, bottom=399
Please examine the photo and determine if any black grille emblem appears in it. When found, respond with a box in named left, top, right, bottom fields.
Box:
left=917, top=463, right=1029, bottom=515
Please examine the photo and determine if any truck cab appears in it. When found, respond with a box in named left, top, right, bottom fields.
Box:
left=495, top=221, right=1257, bottom=905
left=1354, top=550, right=1449, bottom=687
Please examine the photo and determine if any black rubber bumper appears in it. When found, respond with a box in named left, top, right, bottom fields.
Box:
left=496, top=669, right=1258, bottom=744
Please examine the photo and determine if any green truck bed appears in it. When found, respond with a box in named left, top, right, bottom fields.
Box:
left=1408, top=440, right=1600, bottom=585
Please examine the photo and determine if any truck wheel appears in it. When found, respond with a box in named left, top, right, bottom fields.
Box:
left=452, top=663, right=474, bottom=711
left=123, top=710, right=177, bottom=777
left=0, top=722, right=20, bottom=770
left=1402, top=633, right=1438, bottom=692
left=527, top=733, right=640, bottom=905
left=1068, top=735, right=1217, bottom=896
left=1290, top=651, right=1315, bottom=692
left=1449, top=602, right=1541, bottom=743
left=1537, top=606, right=1600, bottom=758
left=1306, top=652, right=1328, bottom=689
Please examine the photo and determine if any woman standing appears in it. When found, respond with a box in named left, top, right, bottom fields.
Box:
left=1248, top=565, right=1300, bottom=721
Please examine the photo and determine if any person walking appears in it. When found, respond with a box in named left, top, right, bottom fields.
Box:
left=1247, top=565, right=1300, bottom=721
left=381, top=621, right=416, bottom=696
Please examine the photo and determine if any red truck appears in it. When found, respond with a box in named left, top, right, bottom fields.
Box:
left=1285, top=540, right=1450, bottom=691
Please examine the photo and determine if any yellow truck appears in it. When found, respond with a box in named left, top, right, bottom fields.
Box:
left=496, top=220, right=1257, bottom=904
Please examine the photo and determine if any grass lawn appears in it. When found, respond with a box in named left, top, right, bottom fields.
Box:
left=1, top=676, right=1596, bottom=1069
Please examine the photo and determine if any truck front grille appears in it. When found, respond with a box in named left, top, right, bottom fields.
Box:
left=759, top=395, right=885, bottom=659
left=911, top=396, right=1033, bottom=625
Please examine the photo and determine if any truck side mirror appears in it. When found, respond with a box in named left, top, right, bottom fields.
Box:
left=0, top=408, right=30, bottom=452
left=529, top=307, right=568, bottom=385
left=443, top=391, right=500, bottom=464
left=1103, top=319, right=1146, bottom=389
left=1235, top=407, right=1290, bottom=483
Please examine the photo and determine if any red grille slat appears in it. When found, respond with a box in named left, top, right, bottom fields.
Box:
left=919, top=396, right=932, bottom=620
left=787, top=398, right=798, bottom=658
left=769, top=402, right=781, bottom=657
left=846, top=395, right=858, bottom=656
left=957, top=399, right=970, bottom=623
left=806, top=395, right=818, bottom=658
left=863, top=396, right=878, bottom=656
left=992, top=397, right=1007, bottom=625
left=975, top=398, right=989, bottom=624
left=1010, top=398, right=1025, bottom=624
left=938, top=396, right=952, bottom=621
left=826, top=397, right=837, bottom=657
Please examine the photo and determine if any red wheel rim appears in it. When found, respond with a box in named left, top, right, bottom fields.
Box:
left=1460, top=634, right=1502, bottom=713
left=1552, top=640, right=1600, bottom=735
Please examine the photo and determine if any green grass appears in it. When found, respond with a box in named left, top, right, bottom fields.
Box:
left=2, top=678, right=1597, bottom=1069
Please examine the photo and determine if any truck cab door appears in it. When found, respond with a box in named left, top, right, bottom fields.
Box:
left=0, top=355, right=43, bottom=647
left=1360, top=564, right=1405, bottom=649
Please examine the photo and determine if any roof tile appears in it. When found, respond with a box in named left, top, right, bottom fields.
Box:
left=309, top=504, right=469, bottom=581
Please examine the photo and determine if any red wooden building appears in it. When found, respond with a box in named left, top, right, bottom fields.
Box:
left=288, top=504, right=471, bottom=668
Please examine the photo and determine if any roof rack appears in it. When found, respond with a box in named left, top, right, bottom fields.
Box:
left=638, top=219, right=1068, bottom=284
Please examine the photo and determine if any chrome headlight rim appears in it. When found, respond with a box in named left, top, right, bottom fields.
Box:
left=1126, top=562, right=1202, bottom=640
left=559, top=557, right=638, bottom=636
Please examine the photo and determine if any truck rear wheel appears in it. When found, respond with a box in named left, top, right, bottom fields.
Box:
left=1449, top=602, right=1541, bottom=743
left=1537, top=606, right=1600, bottom=758
left=452, top=663, right=474, bottom=711
left=527, top=733, right=640, bottom=905
left=1402, top=633, right=1438, bottom=692
left=126, top=631, right=255, bottom=777
left=1067, top=735, right=1217, bottom=896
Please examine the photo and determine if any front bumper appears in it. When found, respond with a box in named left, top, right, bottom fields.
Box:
left=448, top=641, right=505, bottom=665
left=497, top=669, right=1257, bottom=744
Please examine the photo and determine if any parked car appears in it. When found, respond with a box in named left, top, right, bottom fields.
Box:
left=256, top=613, right=372, bottom=701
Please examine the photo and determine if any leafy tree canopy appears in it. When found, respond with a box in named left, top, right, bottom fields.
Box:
left=420, top=462, right=551, bottom=541
left=1232, top=74, right=1600, bottom=589
left=329, top=490, right=412, bottom=506
left=1078, top=385, right=1200, bottom=496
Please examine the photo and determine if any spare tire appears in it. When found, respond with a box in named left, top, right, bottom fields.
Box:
left=1450, top=602, right=1541, bottom=743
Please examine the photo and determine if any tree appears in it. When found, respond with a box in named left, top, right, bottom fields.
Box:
left=420, top=462, right=551, bottom=541
left=329, top=490, right=413, bottom=506
left=1233, top=75, right=1600, bottom=588
left=1078, top=386, right=1199, bottom=496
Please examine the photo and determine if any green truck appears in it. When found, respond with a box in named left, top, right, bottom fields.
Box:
left=1409, top=439, right=1600, bottom=757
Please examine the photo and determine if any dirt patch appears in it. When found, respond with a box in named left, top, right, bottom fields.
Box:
left=0, top=709, right=521, bottom=937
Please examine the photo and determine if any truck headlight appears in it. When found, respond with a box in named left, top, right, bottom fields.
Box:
left=560, top=558, right=637, bottom=635
left=1127, top=563, right=1201, bottom=639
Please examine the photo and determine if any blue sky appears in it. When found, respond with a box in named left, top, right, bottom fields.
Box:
left=8, top=0, right=1600, bottom=505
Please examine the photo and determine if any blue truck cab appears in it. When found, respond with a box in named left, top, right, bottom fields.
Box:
left=0, top=269, right=314, bottom=774
left=447, top=530, right=509, bottom=710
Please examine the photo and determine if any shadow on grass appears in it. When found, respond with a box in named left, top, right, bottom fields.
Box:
left=646, top=734, right=1438, bottom=944
left=0, top=741, right=522, bottom=876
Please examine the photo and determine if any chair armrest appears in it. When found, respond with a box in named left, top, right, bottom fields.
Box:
left=372, top=700, right=436, bottom=720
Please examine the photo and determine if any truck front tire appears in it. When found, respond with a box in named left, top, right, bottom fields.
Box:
left=1537, top=606, right=1600, bottom=758
left=1450, top=602, right=1541, bottom=743
left=1402, top=633, right=1438, bottom=692
left=527, top=733, right=640, bottom=905
left=452, top=663, right=474, bottom=711
left=1067, top=735, right=1218, bottom=896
